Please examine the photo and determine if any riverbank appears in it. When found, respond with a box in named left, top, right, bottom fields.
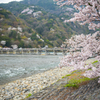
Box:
left=26, top=75, right=100, bottom=100
left=0, top=66, right=73, bottom=100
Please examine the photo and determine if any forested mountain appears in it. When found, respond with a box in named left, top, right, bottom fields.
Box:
left=0, top=0, right=94, bottom=48
left=0, top=7, right=39, bottom=48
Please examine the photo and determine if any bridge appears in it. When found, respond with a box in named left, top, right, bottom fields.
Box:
left=0, top=48, right=68, bottom=55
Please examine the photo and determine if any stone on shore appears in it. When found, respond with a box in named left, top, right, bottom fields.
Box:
left=0, top=66, right=73, bottom=100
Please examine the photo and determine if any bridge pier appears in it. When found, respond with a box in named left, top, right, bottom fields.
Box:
left=7, top=50, right=9, bottom=54
left=53, top=50, right=57, bottom=55
left=37, top=49, right=41, bottom=55
left=62, top=50, right=66, bottom=55
left=28, top=50, right=31, bottom=54
left=20, top=50, right=23, bottom=55
left=21, top=50, right=23, bottom=54
left=30, top=50, right=34, bottom=55
left=19, top=50, right=23, bottom=54
left=13, top=50, right=16, bottom=54
left=0, top=50, right=3, bottom=54
left=45, top=50, right=50, bottom=55
left=45, top=50, right=47, bottom=55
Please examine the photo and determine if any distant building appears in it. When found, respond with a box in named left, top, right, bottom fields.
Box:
left=1, top=40, right=6, bottom=45
left=11, top=45, right=18, bottom=49
left=45, top=45, right=48, bottom=48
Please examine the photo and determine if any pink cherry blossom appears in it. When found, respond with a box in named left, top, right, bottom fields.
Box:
left=55, top=0, right=100, bottom=83
left=55, top=0, right=100, bottom=30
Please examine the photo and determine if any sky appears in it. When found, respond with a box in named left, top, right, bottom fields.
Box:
left=0, top=0, right=22, bottom=3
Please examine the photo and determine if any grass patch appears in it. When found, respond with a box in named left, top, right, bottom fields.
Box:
left=26, top=93, right=32, bottom=98
left=64, top=70, right=95, bottom=88
left=92, top=60, right=99, bottom=67
left=92, top=60, right=99, bottom=64
left=62, top=70, right=78, bottom=79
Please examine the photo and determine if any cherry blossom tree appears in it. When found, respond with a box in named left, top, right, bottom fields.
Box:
left=59, top=32, right=100, bottom=83
left=55, top=0, right=100, bottom=30
left=54, top=0, right=100, bottom=83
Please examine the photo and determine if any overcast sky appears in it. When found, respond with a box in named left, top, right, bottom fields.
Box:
left=0, top=0, right=22, bottom=3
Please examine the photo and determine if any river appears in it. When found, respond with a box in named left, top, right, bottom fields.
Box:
left=0, top=55, right=62, bottom=85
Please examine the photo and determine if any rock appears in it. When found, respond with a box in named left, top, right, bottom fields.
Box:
left=4, top=96, right=13, bottom=100
left=24, top=89, right=30, bottom=93
left=13, top=95, right=21, bottom=100
left=0, top=97, right=3, bottom=100
left=95, top=95, right=100, bottom=100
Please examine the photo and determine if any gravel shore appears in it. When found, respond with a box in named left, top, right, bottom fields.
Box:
left=0, top=66, right=73, bottom=100
left=26, top=76, right=100, bottom=100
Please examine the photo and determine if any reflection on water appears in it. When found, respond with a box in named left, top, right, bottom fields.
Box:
left=0, top=55, right=62, bottom=85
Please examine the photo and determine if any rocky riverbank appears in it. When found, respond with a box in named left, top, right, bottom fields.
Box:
left=26, top=58, right=100, bottom=100
left=26, top=76, right=100, bottom=100
left=0, top=66, right=73, bottom=100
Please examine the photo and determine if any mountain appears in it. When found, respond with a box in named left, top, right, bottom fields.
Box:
left=0, top=0, right=75, bottom=17
left=0, top=0, right=94, bottom=48
left=0, top=7, right=36, bottom=48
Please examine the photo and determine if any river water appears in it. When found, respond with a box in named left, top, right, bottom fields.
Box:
left=0, top=55, right=62, bottom=85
